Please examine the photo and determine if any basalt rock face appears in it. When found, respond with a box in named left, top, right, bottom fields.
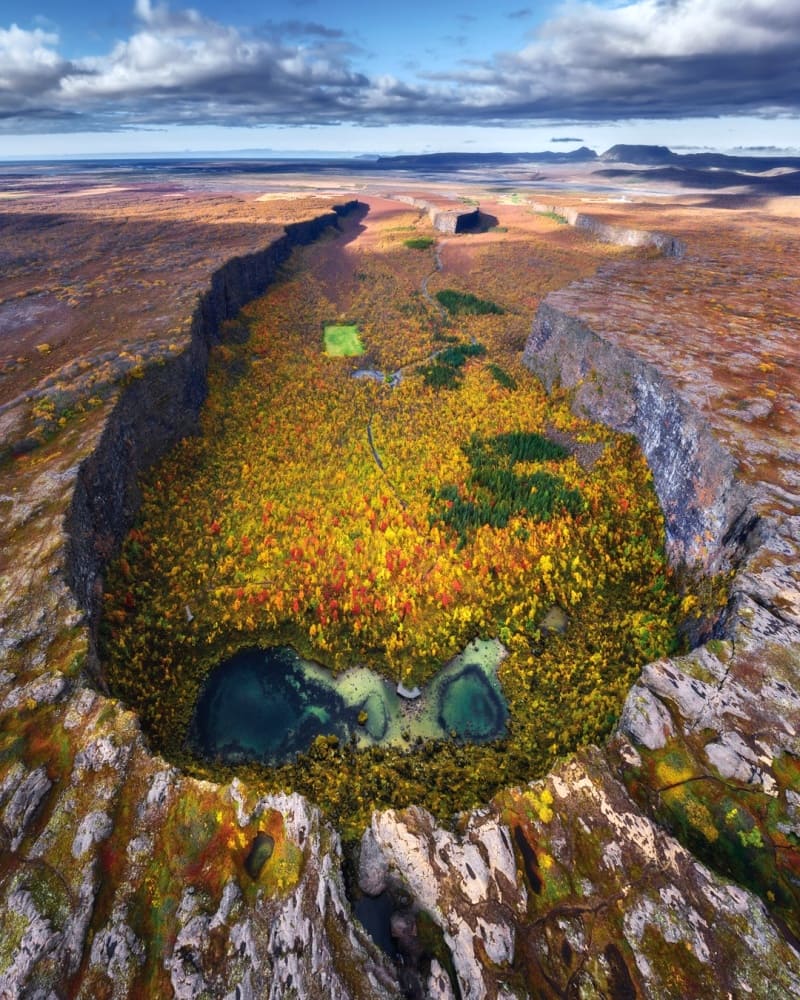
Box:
left=66, top=205, right=358, bottom=679
left=530, top=202, right=686, bottom=258
left=361, top=753, right=800, bottom=1000
left=432, top=208, right=481, bottom=235
left=524, top=300, right=752, bottom=573
left=391, top=194, right=481, bottom=235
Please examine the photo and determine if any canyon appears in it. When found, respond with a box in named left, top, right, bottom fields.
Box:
left=1, top=161, right=799, bottom=998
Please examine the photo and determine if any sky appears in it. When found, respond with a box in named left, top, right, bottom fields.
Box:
left=1, top=0, right=799, bottom=158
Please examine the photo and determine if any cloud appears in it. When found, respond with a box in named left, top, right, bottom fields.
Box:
left=0, top=24, right=71, bottom=99
left=4, top=0, right=376, bottom=134
left=265, top=21, right=348, bottom=41
left=421, top=0, right=800, bottom=122
left=2, top=0, right=800, bottom=134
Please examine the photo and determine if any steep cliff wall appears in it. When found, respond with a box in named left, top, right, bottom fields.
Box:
left=65, top=204, right=359, bottom=678
left=524, top=299, right=754, bottom=574
left=530, top=201, right=687, bottom=257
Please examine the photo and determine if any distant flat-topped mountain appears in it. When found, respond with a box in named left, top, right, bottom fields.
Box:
left=600, top=144, right=675, bottom=165
left=600, top=143, right=800, bottom=172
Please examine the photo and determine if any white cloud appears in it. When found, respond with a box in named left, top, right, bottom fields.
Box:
left=2, top=0, right=800, bottom=132
left=427, top=0, right=800, bottom=121
left=0, top=23, right=68, bottom=95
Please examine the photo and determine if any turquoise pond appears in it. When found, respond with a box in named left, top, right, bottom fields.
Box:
left=190, top=638, right=508, bottom=765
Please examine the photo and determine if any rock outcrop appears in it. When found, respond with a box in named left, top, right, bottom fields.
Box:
left=523, top=300, right=752, bottom=573
left=431, top=208, right=482, bottom=235
left=391, top=194, right=483, bottom=234
left=530, top=202, right=687, bottom=257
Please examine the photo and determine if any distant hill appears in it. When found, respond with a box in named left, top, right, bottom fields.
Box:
left=373, top=147, right=599, bottom=169
left=600, top=145, right=675, bottom=165
left=600, top=144, right=800, bottom=173
left=596, top=164, right=800, bottom=195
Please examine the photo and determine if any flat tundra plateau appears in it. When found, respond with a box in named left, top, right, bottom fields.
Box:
left=1, top=162, right=800, bottom=999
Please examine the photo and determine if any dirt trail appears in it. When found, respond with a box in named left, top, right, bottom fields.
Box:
left=325, top=198, right=453, bottom=486
left=420, top=239, right=449, bottom=318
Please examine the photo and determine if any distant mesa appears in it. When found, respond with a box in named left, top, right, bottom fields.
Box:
left=596, top=163, right=800, bottom=195
left=600, top=144, right=676, bottom=165
left=599, top=143, right=800, bottom=174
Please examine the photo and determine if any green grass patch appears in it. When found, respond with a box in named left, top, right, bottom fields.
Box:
left=473, top=430, right=568, bottom=464
left=487, top=363, right=517, bottom=389
left=417, top=341, right=487, bottom=390
left=437, top=342, right=487, bottom=367
left=404, top=236, right=435, bottom=250
left=430, top=431, right=582, bottom=545
left=418, top=362, right=463, bottom=390
left=537, top=209, right=569, bottom=225
left=323, top=324, right=365, bottom=357
left=435, top=289, right=504, bottom=316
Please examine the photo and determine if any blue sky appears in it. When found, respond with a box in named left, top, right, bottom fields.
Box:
left=2, top=0, right=799, bottom=157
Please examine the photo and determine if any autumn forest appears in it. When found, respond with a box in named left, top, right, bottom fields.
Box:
left=101, top=203, right=690, bottom=838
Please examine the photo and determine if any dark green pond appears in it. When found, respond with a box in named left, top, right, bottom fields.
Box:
left=190, top=641, right=508, bottom=765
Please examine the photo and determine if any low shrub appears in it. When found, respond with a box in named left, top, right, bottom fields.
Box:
left=435, top=289, right=504, bottom=316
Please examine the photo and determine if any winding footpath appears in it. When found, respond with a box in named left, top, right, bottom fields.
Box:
left=359, top=234, right=448, bottom=481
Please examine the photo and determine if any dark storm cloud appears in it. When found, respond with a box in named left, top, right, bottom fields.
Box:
left=2, top=0, right=800, bottom=133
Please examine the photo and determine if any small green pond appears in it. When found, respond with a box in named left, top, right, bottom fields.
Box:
left=190, top=639, right=508, bottom=765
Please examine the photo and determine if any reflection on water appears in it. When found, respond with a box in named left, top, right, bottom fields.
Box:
left=437, top=664, right=506, bottom=739
left=190, top=639, right=508, bottom=765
